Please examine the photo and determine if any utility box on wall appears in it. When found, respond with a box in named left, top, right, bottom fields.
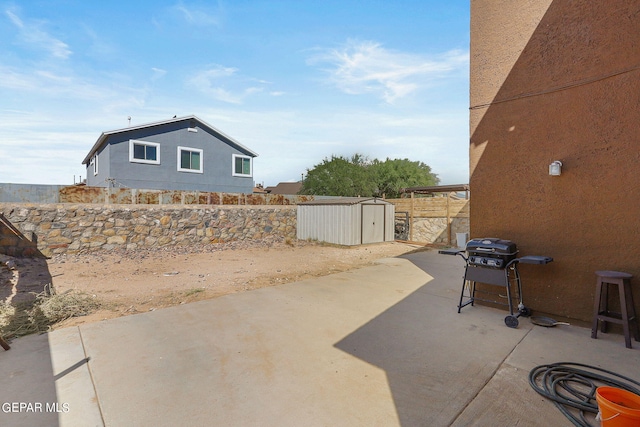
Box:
left=297, top=197, right=395, bottom=246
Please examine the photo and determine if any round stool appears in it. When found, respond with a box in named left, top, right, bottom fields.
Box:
left=591, top=271, right=640, bottom=349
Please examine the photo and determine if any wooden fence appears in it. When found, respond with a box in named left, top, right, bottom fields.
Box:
left=387, top=196, right=470, bottom=245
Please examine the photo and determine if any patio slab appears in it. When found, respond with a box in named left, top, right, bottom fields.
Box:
left=1, top=249, right=638, bottom=426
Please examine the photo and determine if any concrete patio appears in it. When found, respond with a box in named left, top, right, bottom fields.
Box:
left=1, top=249, right=639, bottom=426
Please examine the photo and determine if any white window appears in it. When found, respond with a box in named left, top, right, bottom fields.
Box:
left=232, top=154, right=252, bottom=177
left=129, top=140, right=160, bottom=164
left=177, top=146, right=203, bottom=173
left=90, top=154, right=98, bottom=176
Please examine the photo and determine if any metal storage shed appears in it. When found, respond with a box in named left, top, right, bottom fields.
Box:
left=297, top=197, right=395, bottom=246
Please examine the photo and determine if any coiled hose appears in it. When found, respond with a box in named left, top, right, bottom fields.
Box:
left=528, top=362, right=640, bottom=427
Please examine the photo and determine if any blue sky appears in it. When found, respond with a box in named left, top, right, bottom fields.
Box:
left=0, top=0, right=470, bottom=187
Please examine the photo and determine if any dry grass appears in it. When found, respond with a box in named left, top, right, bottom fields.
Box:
left=0, top=286, right=102, bottom=338
left=183, top=287, right=205, bottom=297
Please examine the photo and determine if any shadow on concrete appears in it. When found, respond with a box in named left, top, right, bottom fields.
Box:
left=333, top=251, right=504, bottom=426
left=0, top=334, right=60, bottom=427
left=0, top=215, right=58, bottom=427
left=1, top=213, right=53, bottom=340
left=1, top=211, right=52, bottom=303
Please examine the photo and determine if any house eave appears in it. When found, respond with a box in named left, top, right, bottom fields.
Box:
left=82, top=115, right=258, bottom=165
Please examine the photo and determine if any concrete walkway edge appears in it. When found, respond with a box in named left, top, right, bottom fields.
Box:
left=48, top=327, right=103, bottom=427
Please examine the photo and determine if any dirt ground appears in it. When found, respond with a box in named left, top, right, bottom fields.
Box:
left=1, top=240, right=422, bottom=330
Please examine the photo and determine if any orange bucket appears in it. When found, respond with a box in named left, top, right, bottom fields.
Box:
left=595, top=386, right=640, bottom=426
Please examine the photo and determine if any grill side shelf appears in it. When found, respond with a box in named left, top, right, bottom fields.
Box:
left=438, top=248, right=468, bottom=261
left=516, top=255, right=553, bottom=265
left=438, top=249, right=464, bottom=256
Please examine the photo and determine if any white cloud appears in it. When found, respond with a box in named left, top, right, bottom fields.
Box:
left=5, top=8, right=72, bottom=59
left=188, top=65, right=265, bottom=104
left=34, top=70, right=72, bottom=83
left=308, top=39, right=468, bottom=104
left=0, top=64, right=145, bottom=103
left=199, top=65, right=237, bottom=79
left=5, top=9, right=22, bottom=27
left=0, top=66, right=36, bottom=90
left=151, top=67, right=167, bottom=81
left=173, top=1, right=221, bottom=27
left=0, top=111, right=95, bottom=184
left=82, top=24, right=118, bottom=59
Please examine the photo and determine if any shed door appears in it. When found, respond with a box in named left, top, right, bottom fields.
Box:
left=362, top=204, right=385, bottom=244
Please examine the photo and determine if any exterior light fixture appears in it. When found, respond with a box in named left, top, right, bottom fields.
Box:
left=549, top=160, right=563, bottom=176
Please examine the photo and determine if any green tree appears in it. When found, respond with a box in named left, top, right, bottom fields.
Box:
left=300, top=154, right=439, bottom=198
left=299, top=154, right=377, bottom=197
left=370, top=158, right=439, bottom=198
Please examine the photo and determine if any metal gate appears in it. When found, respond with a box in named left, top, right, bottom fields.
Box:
left=394, top=211, right=409, bottom=241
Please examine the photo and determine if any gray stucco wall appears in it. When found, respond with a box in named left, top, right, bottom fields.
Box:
left=86, top=120, right=255, bottom=193
left=86, top=143, right=110, bottom=187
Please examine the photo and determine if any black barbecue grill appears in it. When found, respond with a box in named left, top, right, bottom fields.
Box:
left=440, top=238, right=553, bottom=328
left=467, top=238, right=517, bottom=269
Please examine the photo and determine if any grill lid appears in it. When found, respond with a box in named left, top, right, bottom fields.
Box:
left=466, top=238, right=517, bottom=255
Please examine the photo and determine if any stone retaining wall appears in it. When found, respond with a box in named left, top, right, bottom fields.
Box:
left=0, top=213, right=40, bottom=257
left=0, top=204, right=296, bottom=257
left=411, top=217, right=470, bottom=245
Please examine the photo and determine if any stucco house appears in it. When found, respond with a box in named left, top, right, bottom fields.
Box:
left=82, top=115, right=258, bottom=193
left=470, top=1, right=639, bottom=322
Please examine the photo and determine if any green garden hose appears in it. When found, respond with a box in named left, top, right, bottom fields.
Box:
left=528, top=362, right=640, bottom=427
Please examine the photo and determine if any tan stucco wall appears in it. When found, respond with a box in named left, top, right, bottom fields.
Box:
left=470, top=0, right=640, bottom=321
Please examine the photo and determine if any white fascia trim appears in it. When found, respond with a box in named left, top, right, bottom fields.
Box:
left=129, top=140, right=161, bottom=165
left=177, top=146, right=204, bottom=173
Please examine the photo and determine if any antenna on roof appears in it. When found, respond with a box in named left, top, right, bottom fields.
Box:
left=127, top=116, right=131, bottom=126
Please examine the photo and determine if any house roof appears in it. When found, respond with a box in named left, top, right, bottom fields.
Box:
left=264, top=182, right=302, bottom=195
left=82, top=115, right=258, bottom=165
left=400, top=184, right=470, bottom=194
left=253, top=186, right=268, bottom=194
left=299, top=197, right=392, bottom=206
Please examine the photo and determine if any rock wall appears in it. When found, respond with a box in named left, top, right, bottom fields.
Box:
left=0, top=204, right=296, bottom=257
left=0, top=213, right=41, bottom=257
left=411, top=217, right=470, bottom=244
left=387, top=197, right=470, bottom=245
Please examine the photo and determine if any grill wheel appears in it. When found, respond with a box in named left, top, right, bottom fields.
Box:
left=505, top=306, right=531, bottom=328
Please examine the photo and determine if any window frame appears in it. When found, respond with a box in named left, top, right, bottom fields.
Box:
left=232, top=154, right=253, bottom=177
left=129, top=140, right=160, bottom=165
left=90, top=154, right=99, bottom=176
left=177, top=146, right=204, bottom=174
